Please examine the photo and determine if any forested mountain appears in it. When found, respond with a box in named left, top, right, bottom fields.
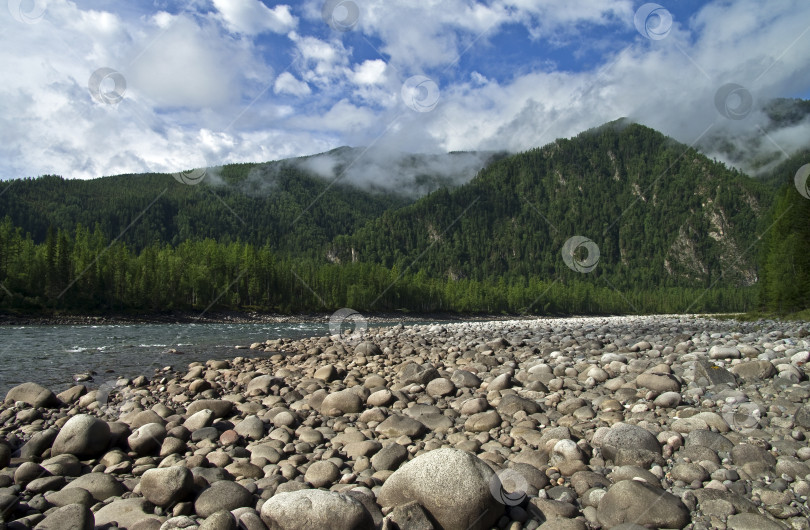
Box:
left=332, top=121, right=769, bottom=291
left=0, top=119, right=805, bottom=316
left=0, top=161, right=409, bottom=255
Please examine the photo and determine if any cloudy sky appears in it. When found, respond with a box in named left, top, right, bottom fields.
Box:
left=1, top=0, right=809, bottom=180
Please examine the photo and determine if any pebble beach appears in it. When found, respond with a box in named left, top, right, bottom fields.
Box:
left=1, top=314, right=810, bottom=529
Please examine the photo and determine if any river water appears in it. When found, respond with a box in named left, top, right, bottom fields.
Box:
left=0, top=321, right=417, bottom=395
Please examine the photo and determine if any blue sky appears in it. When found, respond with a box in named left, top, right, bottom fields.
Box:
left=1, top=0, right=809, bottom=180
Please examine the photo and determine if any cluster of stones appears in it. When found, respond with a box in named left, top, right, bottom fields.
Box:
left=0, top=315, right=809, bottom=529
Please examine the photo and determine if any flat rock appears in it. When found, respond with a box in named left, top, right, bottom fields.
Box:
left=64, top=472, right=126, bottom=502
left=726, top=513, right=787, bottom=530
left=694, top=359, right=736, bottom=387
left=260, top=489, right=374, bottom=530
left=389, top=501, right=434, bottom=530
left=378, top=448, right=504, bottom=530
left=33, top=503, right=93, bottom=530
left=5, top=382, right=59, bottom=408
left=636, top=373, right=680, bottom=392
left=44, top=488, right=94, bottom=508
left=93, top=497, right=158, bottom=529
left=186, top=400, right=233, bottom=418
left=376, top=414, right=426, bottom=438
left=464, top=410, right=501, bottom=432
left=371, top=443, right=409, bottom=471
left=194, top=480, right=254, bottom=518
left=497, top=394, right=541, bottom=416
left=731, top=360, right=777, bottom=380
left=596, top=480, right=689, bottom=529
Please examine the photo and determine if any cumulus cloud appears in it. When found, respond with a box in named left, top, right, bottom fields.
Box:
left=212, top=0, right=296, bottom=35
left=274, top=72, right=311, bottom=96
left=1, top=0, right=808, bottom=184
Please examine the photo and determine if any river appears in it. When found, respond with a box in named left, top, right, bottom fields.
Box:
left=0, top=321, right=418, bottom=395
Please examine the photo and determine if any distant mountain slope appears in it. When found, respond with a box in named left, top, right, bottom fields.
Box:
left=332, top=121, right=770, bottom=290
left=699, top=97, right=810, bottom=176
left=0, top=162, right=410, bottom=255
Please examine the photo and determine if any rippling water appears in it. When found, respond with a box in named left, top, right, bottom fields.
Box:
left=0, top=321, right=412, bottom=395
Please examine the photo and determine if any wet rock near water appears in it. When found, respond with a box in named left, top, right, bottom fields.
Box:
left=0, top=315, right=809, bottom=529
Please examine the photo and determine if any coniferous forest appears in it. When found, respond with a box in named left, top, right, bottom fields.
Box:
left=0, top=121, right=807, bottom=317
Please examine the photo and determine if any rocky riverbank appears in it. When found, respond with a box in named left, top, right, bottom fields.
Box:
left=0, top=310, right=515, bottom=327
left=1, top=315, right=809, bottom=529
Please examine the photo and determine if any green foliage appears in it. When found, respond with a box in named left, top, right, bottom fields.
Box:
left=0, top=122, right=782, bottom=316
left=759, top=184, right=810, bottom=313
left=335, top=122, right=768, bottom=291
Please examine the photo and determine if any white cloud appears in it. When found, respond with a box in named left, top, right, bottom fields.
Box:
left=212, top=0, right=297, bottom=35
left=274, top=72, right=311, bottom=96
left=352, top=59, right=387, bottom=85
left=1, top=0, right=809, bottom=184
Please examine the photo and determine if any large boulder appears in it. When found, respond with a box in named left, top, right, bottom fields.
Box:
left=597, top=423, right=661, bottom=465
left=320, top=390, right=363, bottom=416
left=33, top=503, right=93, bottom=530
left=186, top=399, right=233, bottom=418
left=597, top=480, right=689, bottom=528
left=5, top=382, right=59, bottom=408
left=63, top=473, right=126, bottom=502
left=93, top=498, right=158, bottom=528
left=51, top=415, right=110, bottom=458
left=260, top=489, right=374, bottom=530
left=127, top=423, right=167, bottom=455
left=378, top=448, right=504, bottom=530
left=140, top=467, right=194, bottom=507
left=194, top=480, right=254, bottom=518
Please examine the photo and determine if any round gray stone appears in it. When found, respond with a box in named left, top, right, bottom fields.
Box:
left=378, top=448, right=504, bottom=530
left=52, top=414, right=110, bottom=458
left=194, top=480, right=254, bottom=518
left=260, top=489, right=374, bottom=530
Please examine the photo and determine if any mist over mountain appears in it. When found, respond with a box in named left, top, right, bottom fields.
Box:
left=697, top=97, right=810, bottom=177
